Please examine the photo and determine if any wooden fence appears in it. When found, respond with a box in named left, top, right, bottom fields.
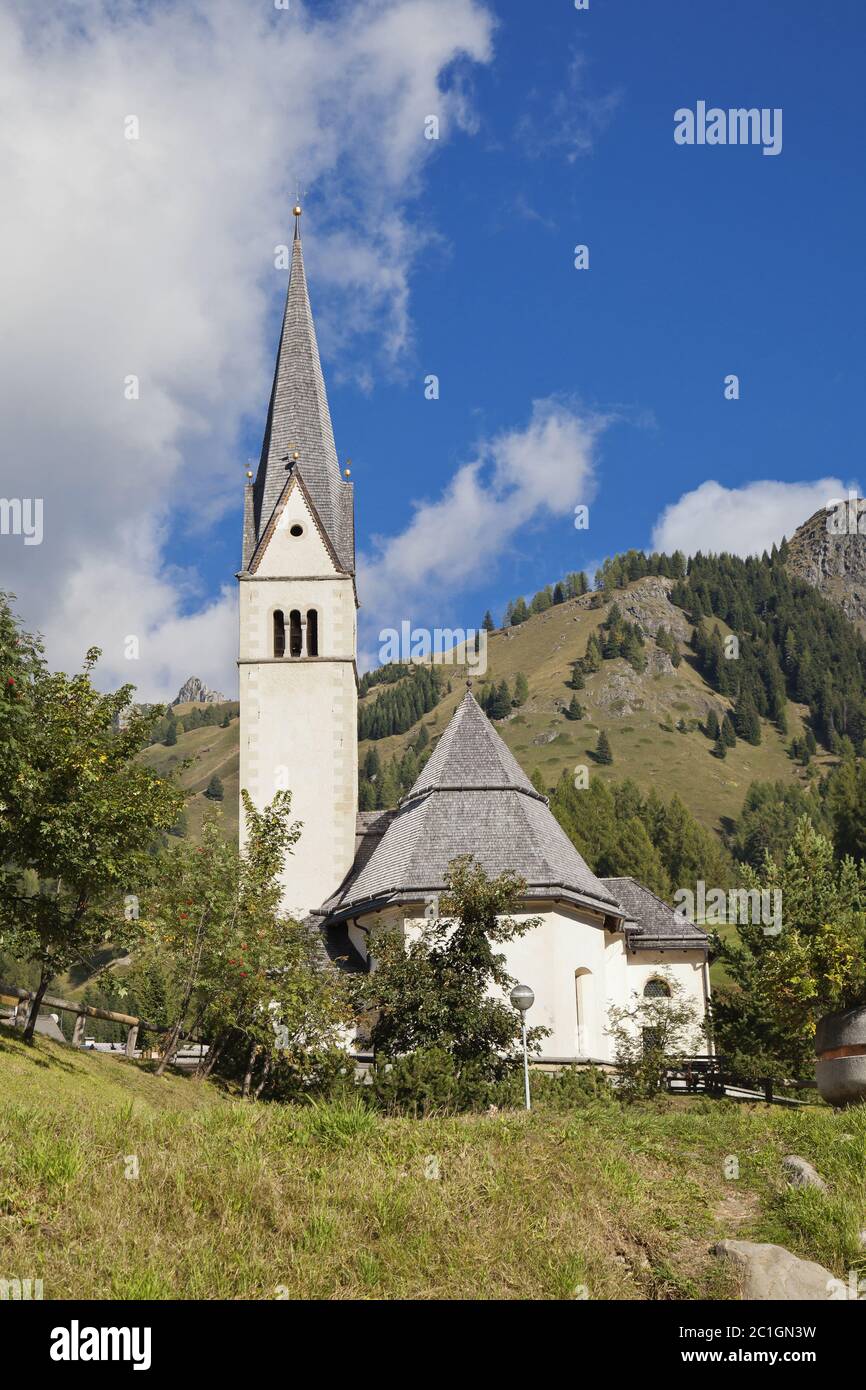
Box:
left=0, top=981, right=169, bottom=1058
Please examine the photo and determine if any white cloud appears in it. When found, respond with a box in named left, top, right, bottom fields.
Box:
left=0, top=0, right=493, bottom=701
left=358, top=397, right=608, bottom=650
left=650, top=478, right=858, bottom=559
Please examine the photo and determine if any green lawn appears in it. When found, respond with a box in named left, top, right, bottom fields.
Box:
left=1, top=1027, right=863, bottom=1300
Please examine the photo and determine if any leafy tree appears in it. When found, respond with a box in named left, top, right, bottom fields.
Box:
left=607, top=975, right=703, bottom=1100
left=140, top=792, right=352, bottom=1089
left=0, top=642, right=183, bottom=1041
left=711, top=819, right=866, bottom=1076
left=513, top=671, right=529, bottom=707
left=366, top=857, right=545, bottom=1078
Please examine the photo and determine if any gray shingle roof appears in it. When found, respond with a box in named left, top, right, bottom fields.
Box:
left=322, top=691, right=621, bottom=919
left=600, top=877, right=709, bottom=951
left=251, top=229, right=354, bottom=573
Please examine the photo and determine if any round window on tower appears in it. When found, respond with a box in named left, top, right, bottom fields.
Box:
left=289, top=523, right=304, bottom=538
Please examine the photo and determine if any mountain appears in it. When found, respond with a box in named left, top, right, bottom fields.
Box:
left=172, top=676, right=228, bottom=706
left=357, top=575, right=818, bottom=836
left=786, top=499, right=866, bottom=632
left=146, top=544, right=858, bottom=848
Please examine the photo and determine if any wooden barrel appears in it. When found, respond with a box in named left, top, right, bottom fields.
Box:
left=815, top=1005, right=866, bottom=1106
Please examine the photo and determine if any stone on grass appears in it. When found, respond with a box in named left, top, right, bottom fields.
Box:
left=782, top=1155, right=828, bottom=1193
left=714, top=1240, right=836, bottom=1300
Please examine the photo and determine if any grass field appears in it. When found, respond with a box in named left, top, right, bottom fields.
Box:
left=2, top=1028, right=864, bottom=1301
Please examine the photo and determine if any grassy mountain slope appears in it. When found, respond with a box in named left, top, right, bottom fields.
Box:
left=3, top=1025, right=864, bottom=1300
left=140, top=704, right=240, bottom=842
left=143, top=579, right=829, bottom=842
left=360, top=581, right=823, bottom=836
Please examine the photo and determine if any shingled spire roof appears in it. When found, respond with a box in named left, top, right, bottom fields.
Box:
left=321, top=690, right=622, bottom=920
left=250, top=208, right=354, bottom=572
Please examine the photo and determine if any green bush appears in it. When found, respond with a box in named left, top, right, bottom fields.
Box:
left=370, top=1047, right=499, bottom=1115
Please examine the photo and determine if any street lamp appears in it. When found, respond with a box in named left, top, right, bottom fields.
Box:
left=510, top=983, right=535, bottom=1111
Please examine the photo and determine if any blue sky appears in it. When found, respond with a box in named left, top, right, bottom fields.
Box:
left=237, top=0, right=866, bottom=640
left=3, top=0, right=864, bottom=694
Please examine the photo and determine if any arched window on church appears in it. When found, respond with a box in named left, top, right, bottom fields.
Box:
left=643, top=978, right=671, bottom=998
left=289, top=610, right=302, bottom=658
left=306, top=609, right=319, bottom=657
left=273, top=610, right=286, bottom=658
left=574, top=968, right=592, bottom=1058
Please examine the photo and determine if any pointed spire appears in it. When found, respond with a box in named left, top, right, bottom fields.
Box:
left=251, top=206, right=354, bottom=572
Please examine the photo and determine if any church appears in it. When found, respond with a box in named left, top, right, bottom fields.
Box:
left=237, top=206, right=709, bottom=1064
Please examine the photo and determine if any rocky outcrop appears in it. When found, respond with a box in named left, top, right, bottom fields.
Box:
left=713, top=1240, right=838, bottom=1300
left=615, top=576, right=692, bottom=642
left=786, top=500, right=866, bottom=632
left=172, top=676, right=227, bottom=706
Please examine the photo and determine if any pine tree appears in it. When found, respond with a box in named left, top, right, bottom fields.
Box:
left=511, top=597, right=529, bottom=626
left=164, top=720, right=178, bottom=747
left=584, top=633, right=602, bottom=672
left=204, top=774, right=224, bottom=801
left=482, top=610, right=495, bottom=632
left=530, top=768, right=547, bottom=796
left=513, top=672, right=529, bottom=707
left=705, top=710, right=720, bottom=741
left=594, top=729, right=613, bottom=765
left=712, top=736, right=727, bottom=760
left=721, top=713, right=737, bottom=748
left=567, top=693, right=583, bottom=721
left=487, top=679, right=511, bottom=720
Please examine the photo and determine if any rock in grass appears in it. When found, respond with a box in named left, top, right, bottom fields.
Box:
left=782, top=1155, right=828, bottom=1193
left=714, top=1241, right=837, bottom=1300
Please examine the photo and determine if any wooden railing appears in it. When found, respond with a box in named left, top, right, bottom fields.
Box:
left=0, top=981, right=169, bottom=1057
left=666, top=1055, right=814, bottom=1106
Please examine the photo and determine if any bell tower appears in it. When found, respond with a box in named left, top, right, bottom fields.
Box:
left=238, top=205, right=358, bottom=918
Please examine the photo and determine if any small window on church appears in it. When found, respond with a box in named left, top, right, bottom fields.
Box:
left=307, top=609, right=318, bottom=657
left=289, top=523, right=304, bottom=538
left=644, top=978, right=671, bottom=998
left=273, top=610, right=286, bottom=658
left=289, top=609, right=302, bottom=658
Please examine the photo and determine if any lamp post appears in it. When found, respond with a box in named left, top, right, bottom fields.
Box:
left=510, top=983, right=535, bottom=1111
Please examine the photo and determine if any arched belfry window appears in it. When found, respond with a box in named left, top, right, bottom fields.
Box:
left=289, top=610, right=302, bottom=658
left=644, top=977, right=671, bottom=999
left=273, top=610, right=286, bottom=658
left=307, top=609, right=319, bottom=657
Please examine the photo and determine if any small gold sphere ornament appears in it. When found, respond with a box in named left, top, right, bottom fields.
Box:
left=293, top=204, right=302, bottom=217
left=292, top=450, right=299, bottom=461
left=245, top=469, right=253, bottom=479
left=344, top=467, right=351, bottom=479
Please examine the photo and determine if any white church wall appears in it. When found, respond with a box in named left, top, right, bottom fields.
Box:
left=392, top=905, right=709, bottom=1064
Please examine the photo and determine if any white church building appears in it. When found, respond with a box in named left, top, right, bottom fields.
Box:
left=238, top=207, right=709, bottom=1064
